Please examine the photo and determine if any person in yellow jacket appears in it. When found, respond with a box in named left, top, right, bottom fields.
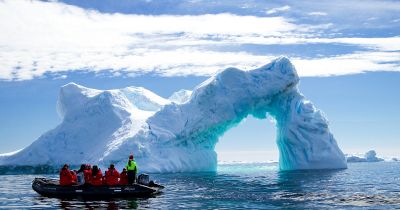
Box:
left=126, top=154, right=138, bottom=184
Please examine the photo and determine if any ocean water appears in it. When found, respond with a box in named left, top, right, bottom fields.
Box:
left=0, top=162, right=399, bottom=209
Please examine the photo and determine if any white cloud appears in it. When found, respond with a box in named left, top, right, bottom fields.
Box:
left=0, top=0, right=399, bottom=80
left=266, top=5, right=291, bottom=15
left=293, top=51, right=400, bottom=77
left=0, top=1, right=296, bottom=47
left=307, top=11, right=328, bottom=16
left=0, top=0, right=298, bottom=80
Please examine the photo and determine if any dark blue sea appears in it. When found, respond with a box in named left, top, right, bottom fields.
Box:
left=1, top=162, right=399, bottom=209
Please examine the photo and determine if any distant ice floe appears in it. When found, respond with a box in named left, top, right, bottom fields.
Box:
left=346, top=150, right=399, bottom=162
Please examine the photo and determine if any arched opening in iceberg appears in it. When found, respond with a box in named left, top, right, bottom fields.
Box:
left=216, top=115, right=278, bottom=164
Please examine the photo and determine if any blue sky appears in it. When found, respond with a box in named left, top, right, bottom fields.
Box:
left=0, top=0, right=399, bottom=160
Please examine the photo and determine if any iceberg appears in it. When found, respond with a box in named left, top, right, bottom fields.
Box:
left=346, top=150, right=384, bottom=162
left=0, top=57, right=347, bottom=172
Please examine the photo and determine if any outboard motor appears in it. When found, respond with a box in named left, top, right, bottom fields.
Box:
left=138, top=174, right=150, bottom=185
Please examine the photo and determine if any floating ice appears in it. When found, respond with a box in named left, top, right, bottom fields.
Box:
left=346, top=150, right=384, bottom=162
left=0, top=57, right=347, bottom=172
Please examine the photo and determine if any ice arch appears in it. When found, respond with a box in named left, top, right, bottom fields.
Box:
left=139, top=57, right=347, bottom=171
left=0, top=57, right=347, bottom=172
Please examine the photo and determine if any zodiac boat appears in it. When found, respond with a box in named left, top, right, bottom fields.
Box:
left=32, top=176, right=164, bottom=198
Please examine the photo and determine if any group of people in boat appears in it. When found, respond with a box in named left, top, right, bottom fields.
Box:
left=59, top=155, right=138, bottom=186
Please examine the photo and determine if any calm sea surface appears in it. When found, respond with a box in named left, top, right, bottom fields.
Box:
left=0, top=162, right=399, bottom=209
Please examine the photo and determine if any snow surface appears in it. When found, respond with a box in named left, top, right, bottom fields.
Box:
left=0, top=57, right=347, bottom=172
left=0, top=149, right=23, bottom=157
left=168, top=89, right=192, bottom=104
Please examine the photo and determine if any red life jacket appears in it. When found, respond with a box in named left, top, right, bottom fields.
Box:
left=70, top=171, right=77, bottom=184
left=90, top=169, right=103, bottom=186
left=105, top=168, right=120, bottom=185
left=59, top=168, right=73, bottom=186
left=102, top=176, right=107, bottom=185
left=119, top=171, right=128, bottom=185
left=83, top=169, right=91, bottom=183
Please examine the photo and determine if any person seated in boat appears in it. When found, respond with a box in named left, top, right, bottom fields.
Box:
left=59, top=164, right=75, bottom=186
left=84, top=164, right=92, bottom=184
left=105, top=164, right=120, bottom=185
left=70, top=170, right=77, bottom=184
left=90, top=165, right=103, bottom=186
left=126, top=154, right=138, bottom=184
left=119, top=168, right=129, bottom=185
left=76, top=164, right=86, bottom=185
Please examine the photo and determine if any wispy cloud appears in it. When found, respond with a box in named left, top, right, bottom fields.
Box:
left=293, top=51, right=400, bottom=77
left=0, top=0, right=297, bottom=80
left=0, top=0, right=399, bottom=80
left=265, top=5, right=291, bottom=15
left=307, top=11, right=328, bottom=16
left=210, top=36, right=400, bottom=51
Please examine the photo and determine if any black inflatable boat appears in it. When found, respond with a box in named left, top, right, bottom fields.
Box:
left=32, top=178, right=164, bottom=198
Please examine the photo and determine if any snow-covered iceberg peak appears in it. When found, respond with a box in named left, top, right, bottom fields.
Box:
left=168, top=89, right=192, bottom=104
left=0, top=83, right=160, bottom=166
left=56, top=82, right=102, bottom=119
left=121, top=86, right=170, bottom=111
left=0, top=57, right=347, bottom=172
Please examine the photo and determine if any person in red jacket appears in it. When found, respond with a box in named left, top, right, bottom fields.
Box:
left=83, top=164, right=92, bottom=184
left=90, top=165, right=103, bottom=186
left=59, top=164, right=74, bottom=186
left=119, top=168, right=128, bottom=185
left=70, top=170, right=77, bottom=184
left=105, top=164, right=120, bottom=185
